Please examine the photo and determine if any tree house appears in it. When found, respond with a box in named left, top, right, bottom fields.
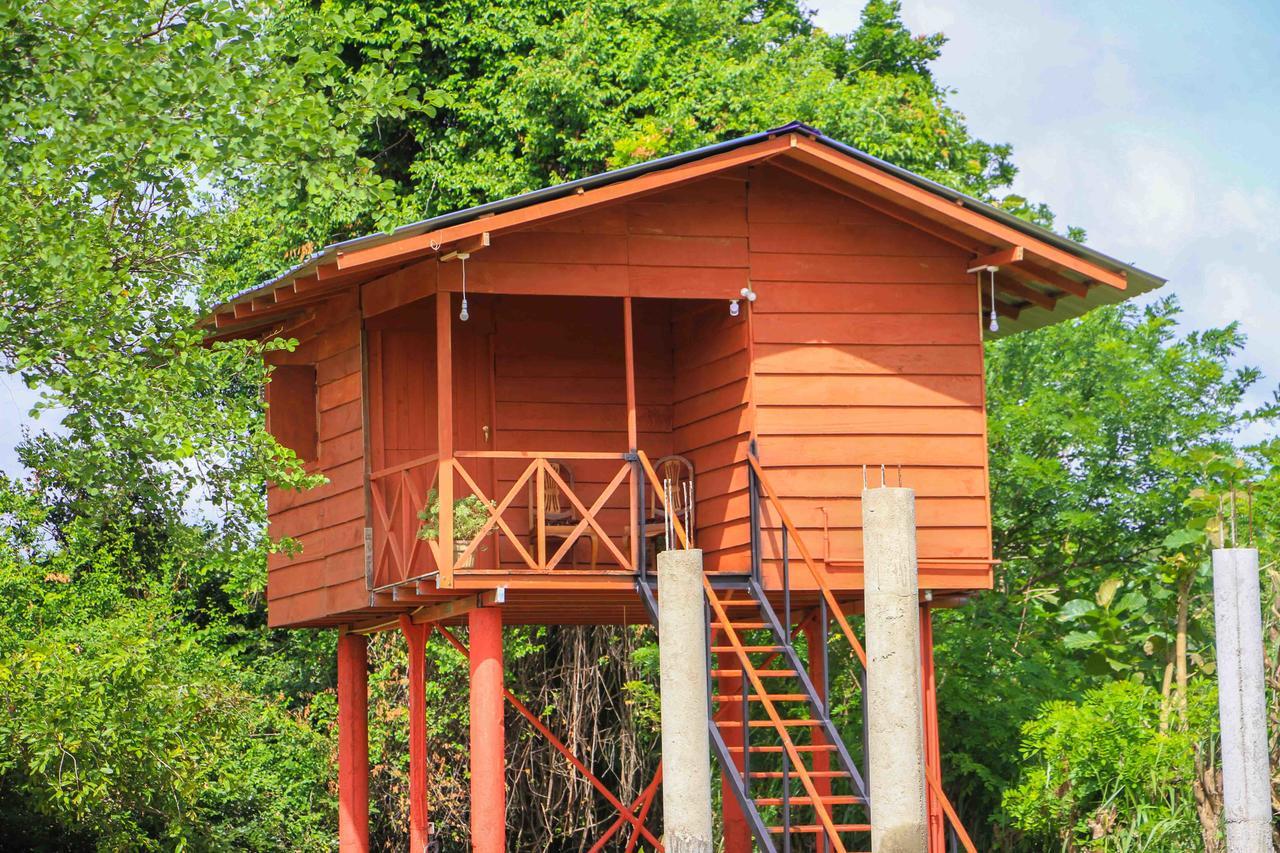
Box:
left=208, top=123, right=1162, bottom=852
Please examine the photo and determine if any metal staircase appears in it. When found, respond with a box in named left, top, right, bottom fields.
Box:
left=632, top=447, right=977, bottom=853
left=639, top=574, right=869, bottom=852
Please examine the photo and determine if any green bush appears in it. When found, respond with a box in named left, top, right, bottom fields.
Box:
left=1003, top=680, right=1215, bottom=851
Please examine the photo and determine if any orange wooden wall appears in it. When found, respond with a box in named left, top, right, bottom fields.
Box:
left=265, top=290, right=370, bottom=627
left=744, top=164, right=992, bottom=588
left=262, top=162, right=994, bottom=626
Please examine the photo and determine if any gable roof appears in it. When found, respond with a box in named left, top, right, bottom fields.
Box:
left=208, top=122, right=1164, bottom=338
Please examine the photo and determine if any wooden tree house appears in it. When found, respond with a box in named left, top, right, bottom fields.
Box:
left=208, top=123, right=1162, bottom=852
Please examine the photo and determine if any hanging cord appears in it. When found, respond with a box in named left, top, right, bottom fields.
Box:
left=459, top=253, right=470, bottom=322
left=988, top=268, right=999, bottom=332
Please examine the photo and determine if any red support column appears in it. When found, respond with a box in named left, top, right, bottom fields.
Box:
left=400, top=617, right=430, bottom=853
left=338, top=632, right=370, bottom=853
left=716, top=652, right=752, bottom=853
left=469, top=607, right=506, bottom=852
left=921, top=605, right=946, bottom=852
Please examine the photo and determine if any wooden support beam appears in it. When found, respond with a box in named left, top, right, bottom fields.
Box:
left=469, top=607, right=506, bottom=853
left=623, top=297, right=638, bottom=451
left=410, top=589, right=506, bottom=625
left=922, top=606, right=946, bottom=852
left=213, top=311, right=237, bottom=329
left=441, top=231, right=490, bottom=261
left=337, top=632, right=370, bottom=852
left=292, top=273, right=324, bottom=294
left=232, top=301, right=255, bottom=319
left=399, top=617, right=431, bottom=853
left=1007, top=262, right=1090, bottom=298
left=996, top=276, right=1057, bottom=311
left=968, top=246, right=1024, bottom=270
left=435, top=293, right=455, bottom=589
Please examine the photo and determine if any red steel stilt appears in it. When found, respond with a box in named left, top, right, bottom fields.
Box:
left=401, top=617, right=430, bottom=853
left=337, top=632, right=370, bottom=853
left=921, top=605, right=946, bottom=852
left=469, top=607, right=506, bottom=852
left=716, top=652, right=752, bottom=853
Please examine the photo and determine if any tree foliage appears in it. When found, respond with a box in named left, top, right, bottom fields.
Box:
left=0, top=0, right=1276, bottom=850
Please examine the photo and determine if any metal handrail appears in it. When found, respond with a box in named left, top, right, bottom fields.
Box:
left=747, top=451, right=978, bottom=853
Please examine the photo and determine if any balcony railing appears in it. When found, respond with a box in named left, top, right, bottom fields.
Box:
left=370, top=450, right=640, bottom=589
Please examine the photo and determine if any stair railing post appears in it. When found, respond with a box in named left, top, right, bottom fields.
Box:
left=635, top=455, right=648, bottom=583
left=820, top=595, right=829, bottom=718
left=781, top=748, right=792, bottom=853
left=782, top=525, right=791, bottom=635
left=742, top=662, right=751, bottom=795
left=748, top=445, right=762, bottom=585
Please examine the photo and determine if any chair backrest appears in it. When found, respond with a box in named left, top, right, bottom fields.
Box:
left=650, top=455, right=694, bottom=527
left=529, top=459, right=576, bottom=528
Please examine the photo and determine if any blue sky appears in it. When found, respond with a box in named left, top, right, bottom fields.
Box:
left=811, top=0, right=1280, bottom=418
left=2, top=2, right=1277, bottom=473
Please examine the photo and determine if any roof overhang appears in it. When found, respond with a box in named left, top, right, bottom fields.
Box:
left=205, top=122, right=1164, bottom=338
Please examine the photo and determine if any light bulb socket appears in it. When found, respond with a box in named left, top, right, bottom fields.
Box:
left=728, top=299, right=740, bottom=317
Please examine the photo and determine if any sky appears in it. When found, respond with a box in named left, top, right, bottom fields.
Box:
left=810, top=0, right=1280, bottom=420
left=3, top=1, right=1278, bottom=472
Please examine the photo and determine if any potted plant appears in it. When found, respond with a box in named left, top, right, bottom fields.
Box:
left=417, top=489, right=495, bottom=569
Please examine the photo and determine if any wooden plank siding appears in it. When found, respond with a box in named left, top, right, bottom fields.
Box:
left=266, top=288, right=373, bottom=627
left=745, top=163, right=993, bottom=589
left=260, top=163, right=995, bottom=628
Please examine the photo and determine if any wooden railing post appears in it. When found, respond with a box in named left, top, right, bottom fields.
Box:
left=436, top=293, right=454, bottom=588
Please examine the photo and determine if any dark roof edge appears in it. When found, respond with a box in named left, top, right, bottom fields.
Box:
left=218, top=121, right=1164, bottom=309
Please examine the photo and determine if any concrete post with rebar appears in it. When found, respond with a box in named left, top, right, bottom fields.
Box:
left=1212, top=547, right=1273, bottom=852
left=657, top=547, right=714, bottom=852
left=863, top=486, right=929, bottom=853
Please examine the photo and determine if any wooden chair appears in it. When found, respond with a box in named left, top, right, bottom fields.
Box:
left=528, top=460, right=600, bottom=569
left=626, top=454, right=695, bottom=563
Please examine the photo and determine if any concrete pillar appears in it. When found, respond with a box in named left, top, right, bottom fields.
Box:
left=337, top=632, right=370, bottom=852
left=657, top=548, right=714, bottom=852
left=1212, top=548, right=1273, bottom=852
left=469, top=607, right=506, bottom=853
left=862, top=487, right=928, bottom=853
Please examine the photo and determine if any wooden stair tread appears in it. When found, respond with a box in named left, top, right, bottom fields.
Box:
left=750, top=769, right=849, bottom=779
left=711, top=621, right=768, bottom=629
left=717, top=719, right=823, bottom=728
left=712, top=693, right=808, bottom=702
left=711, top=645, right=784, bottom=653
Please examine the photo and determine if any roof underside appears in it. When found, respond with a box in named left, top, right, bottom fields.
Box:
left=208, top=122, right=1164, bottom=339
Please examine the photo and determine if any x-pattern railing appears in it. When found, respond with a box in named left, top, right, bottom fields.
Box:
left=369, top=453, right=440, bottom=589
left=448, top=451, right=636, bottom=574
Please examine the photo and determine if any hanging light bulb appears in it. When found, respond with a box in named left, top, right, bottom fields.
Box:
left=988, top=268, right=999, bottom=332
left=728, top=299, right=740, bottom=317
left=459, top=254, right=470, bottom=322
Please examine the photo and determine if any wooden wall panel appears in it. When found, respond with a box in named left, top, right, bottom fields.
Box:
left=672, top=303, right=753, bottom=573
left=746, top=163, right=993, bottom=582
left=266, top=288, right=370, bottom=627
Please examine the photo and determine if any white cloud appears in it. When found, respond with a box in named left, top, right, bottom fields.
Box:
left=809, top=0, right=1280, bottom=414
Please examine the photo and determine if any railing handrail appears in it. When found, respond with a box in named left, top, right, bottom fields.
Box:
left=370, top=452, right=440, bottom=481
left=454, top=450, right=629, bottom=460
left=747, top=451, right=978, bottom=853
